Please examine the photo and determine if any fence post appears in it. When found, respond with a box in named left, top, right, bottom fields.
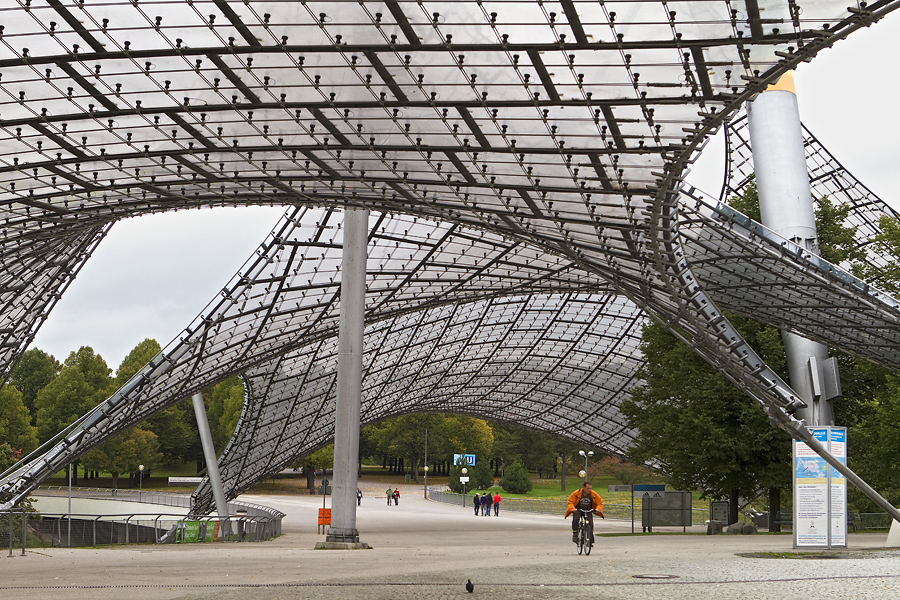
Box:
left=8, top=511, right=12, bottom=557
left=21, top=510, right=26, bottom=555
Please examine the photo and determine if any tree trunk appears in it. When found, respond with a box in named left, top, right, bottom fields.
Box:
left=305, top=468, right=316, bottom=494
left=729, top=489, right=740, bottom=525
left=411, top=457, right=420, bottom=483
left=561, top=455, right=567, bottom=491
left=768, top=486, right=782, bottom=533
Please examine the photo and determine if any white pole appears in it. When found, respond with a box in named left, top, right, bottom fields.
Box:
left=747, top=72, right=832, bottom=426
left=327, top=208, right=369, bottom=545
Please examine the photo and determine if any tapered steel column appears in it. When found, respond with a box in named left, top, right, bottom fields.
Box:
left=326, top=208, right=369, bottom=544
left=192, top=393, right=230, bottom=524
left=747, top=72, right=833, bottom=426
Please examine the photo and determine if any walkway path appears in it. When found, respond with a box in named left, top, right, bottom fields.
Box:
left=1, top=482, right=897, bottom=599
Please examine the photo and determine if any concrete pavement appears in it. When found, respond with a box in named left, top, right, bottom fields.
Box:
left=1, top=482, right=898, bottom=599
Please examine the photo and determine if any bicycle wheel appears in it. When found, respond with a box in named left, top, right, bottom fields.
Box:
left=584, top=523, right=593, bottom=555
left=576, top=524, right=584, bottom=555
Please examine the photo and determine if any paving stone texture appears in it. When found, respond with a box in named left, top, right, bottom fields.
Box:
left=2, top=482, right=898, bottom=599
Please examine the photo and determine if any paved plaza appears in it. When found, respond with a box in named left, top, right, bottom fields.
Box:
left=2, top=484, right=898, bottom=600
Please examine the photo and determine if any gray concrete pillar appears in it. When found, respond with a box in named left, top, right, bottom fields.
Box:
left=747, top=72, right=833, bottom=426
left=326, top=208, right=369, bottom=544
left=191, top=393, right=231, bottom=523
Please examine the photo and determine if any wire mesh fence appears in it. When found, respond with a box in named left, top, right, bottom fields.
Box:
left=427, top=487, right=711, bottom=523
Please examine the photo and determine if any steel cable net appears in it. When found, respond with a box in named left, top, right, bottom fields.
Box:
left=2, top=0, right=900, bottom=507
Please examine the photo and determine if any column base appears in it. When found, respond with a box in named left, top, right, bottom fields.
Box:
left=325, top=526, right=360, bottom=543
left=315, top=541, right=371, bottom=550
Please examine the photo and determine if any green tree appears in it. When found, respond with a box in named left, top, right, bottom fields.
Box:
left=854, top=215, right=900, bottom=295
left=620, top=179, right=875, bottom=525
left=367, top=413, right=493, bottom=483
left=82, top=427, right=160, bottom=490
left=620, top=316, right=792, bottom=522
left=296, top=444, right=334, bottom=493
left=500, top=457, right=533, bottom=494
left=113, top=339, right=198, bottom=465
left=34, top=347, right=112, bottom=443
left=471, top=455, right=494, bottom=490
left=0, top=383, right=39, bottom=458
left=447, top=456, right=469, bottom=493
left=113, top=338, right=161, bottom=386
left=205, top=375, right=245, bottom=453
left=492, top=423, right=561, bottom=478
left=8, top=348, right=60, bottom=421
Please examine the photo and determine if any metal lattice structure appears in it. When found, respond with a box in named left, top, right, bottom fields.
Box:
left=2, top=0, right=900, bottom=512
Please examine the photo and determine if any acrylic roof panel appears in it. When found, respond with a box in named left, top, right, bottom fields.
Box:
left=2, top=0, right=900, bottom=509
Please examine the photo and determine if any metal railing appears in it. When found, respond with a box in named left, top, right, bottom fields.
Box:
left=2, top=510, right=281, bottom=549
left=0, top=487, right=285, bottom=550
left=34, top=486, right=282, bottom=519
left=427, top=487, right=711, bottom=523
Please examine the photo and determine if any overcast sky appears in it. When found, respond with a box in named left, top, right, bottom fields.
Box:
left=31, top=12, right=900, bottom=371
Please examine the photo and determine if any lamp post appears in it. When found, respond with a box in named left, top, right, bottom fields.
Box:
left=578, top=450, right=593, bottom=482
left=424, top=465, right=429, bottom=499
left=138, top=464, right=144, bottom=502
left=461, top=467, right=468, bottom=506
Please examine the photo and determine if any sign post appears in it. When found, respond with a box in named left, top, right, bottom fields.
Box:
left=608, top=485, right=634, bottom=532
left=794, top=427, right=847, bottom=548
left=633, top=485, right=666, bottom=533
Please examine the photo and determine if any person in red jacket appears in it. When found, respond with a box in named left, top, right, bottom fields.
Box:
left=565, top=481, right=604, bottom=543
left=493, top=492, right=501, bottom=516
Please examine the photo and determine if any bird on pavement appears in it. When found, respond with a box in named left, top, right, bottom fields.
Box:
left=466, top=579, right=474, bottom=593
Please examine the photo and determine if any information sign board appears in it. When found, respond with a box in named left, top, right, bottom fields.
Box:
left=793, top=427, right=847, bottom=548
left=633, top=485, right=665, bottom=498
left=453, top=454, right=476, bottom=466
left=459, top=476, right=470, bottom=483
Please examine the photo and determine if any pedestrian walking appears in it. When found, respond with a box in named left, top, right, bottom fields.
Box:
left=386, top=487, right=393, bottom=506
left=473, top=493, right=481, bottom=515
left=480, top=491, right=490, bottom=516
left=493, top=492, right=501, bottom=516
left=357, top=489, right=363, bottom=506
left=393, top=488, right=400, bottom=505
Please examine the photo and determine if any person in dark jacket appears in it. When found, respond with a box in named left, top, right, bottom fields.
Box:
left=473, top=493, right=481, bottom=515
left=480, top=491, right=491, bottom=516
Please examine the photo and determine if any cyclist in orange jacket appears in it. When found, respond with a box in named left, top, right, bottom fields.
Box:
left=565, top=481, right=604, bottom=543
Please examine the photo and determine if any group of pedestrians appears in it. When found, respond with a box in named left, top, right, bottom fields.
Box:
left=385, top=487, right=400, bottom=505
left=473, top=492, right=501, bottom=516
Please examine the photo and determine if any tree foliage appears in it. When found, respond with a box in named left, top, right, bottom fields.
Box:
left=619, top=183, right=866, bottom=509
left=365, top=413, right=493, bottom=483
left=82, top=426, right=160, bottom=490
left=9, top=348, right=60, bottom=420
left=470, top=454, right=494, bottom=489
left=620, top=316, right=792, bottom=500
left=491, top=423, right=561, bottom=477
left=0, top=383, right=39, bottom=456
left=205, top=375, right=245, bottom=453
left=499, top=457, right=533, bottom=493
left=34, top=347, right=111, bottom=443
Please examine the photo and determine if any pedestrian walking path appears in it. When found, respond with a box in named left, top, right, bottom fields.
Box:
left=2, top=481, right=898, bottom=600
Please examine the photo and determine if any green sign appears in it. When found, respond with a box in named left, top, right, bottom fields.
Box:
left=178, top=520, right=202, bottom=543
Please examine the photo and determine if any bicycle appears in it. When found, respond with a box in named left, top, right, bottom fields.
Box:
left=575, top=508, right=594, bottom=555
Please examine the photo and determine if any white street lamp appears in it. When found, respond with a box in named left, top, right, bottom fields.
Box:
left=424, top=465, right=429, bottom=499
left=138, top=464, right=144, bottom=502
left=461, top=467, right=468, bottom=505
left=578, top=450, right=594, bottom=482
